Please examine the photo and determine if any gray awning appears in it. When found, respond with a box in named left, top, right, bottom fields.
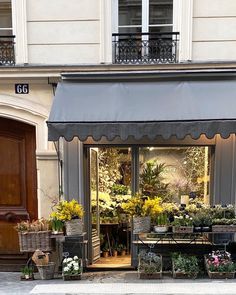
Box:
left=47, top=79, right=236, bottom=141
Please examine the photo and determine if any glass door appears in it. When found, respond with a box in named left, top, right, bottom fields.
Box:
left=90, top=148, right=100, bottom=263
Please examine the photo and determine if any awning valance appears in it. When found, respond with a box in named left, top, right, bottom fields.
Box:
left=47, top=79, right=236, bottom=141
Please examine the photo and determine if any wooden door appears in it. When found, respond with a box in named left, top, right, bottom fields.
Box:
left=0, top=117, right=37, bottom=270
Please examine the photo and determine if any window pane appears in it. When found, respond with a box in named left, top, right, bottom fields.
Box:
left=139, top=147, right=210, bottom=205
left=0, top=2, right=12, bottom=35
left=149, top=0, right=173, bottom=25
left=119, top=0, right=142, bottom=26
left=118, top=27, right=141, bottom=34
left=149, top=26, right=173, bottom=34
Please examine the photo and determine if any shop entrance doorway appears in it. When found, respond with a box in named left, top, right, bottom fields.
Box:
left=88, top=147, right=132, bottom=269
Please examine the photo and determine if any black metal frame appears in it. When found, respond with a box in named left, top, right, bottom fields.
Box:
left=0, top=35, right=15, bottom=66
left=112, top=32, right=179, bottom=64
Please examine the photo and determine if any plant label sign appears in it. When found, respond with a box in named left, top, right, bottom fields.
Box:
left=15, top=84, right=29, bottom=94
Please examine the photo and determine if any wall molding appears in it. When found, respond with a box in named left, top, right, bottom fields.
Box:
left=12, top=0, right=28, bottom=64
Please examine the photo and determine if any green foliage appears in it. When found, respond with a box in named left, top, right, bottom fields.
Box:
left=211, top=205, right=235, bottom=219
left=140, top=161, right=169, bottom=198
left=156, top=213, right=169, bottom=226
left=98, top=148, right=122, bottom=193
left=138, top=250, right=162, bottom=274
left=212, top=218, right=236, bottom=225
left=172, top=253, right=199, bottom=276
left=111, top=184, right=129, bottom=195
left=193, top=210, right=212, bottom=227
left=21, top=266, right=33, bottom=276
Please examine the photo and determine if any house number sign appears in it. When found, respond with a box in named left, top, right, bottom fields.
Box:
left=15, top=84, right=29, bottom=94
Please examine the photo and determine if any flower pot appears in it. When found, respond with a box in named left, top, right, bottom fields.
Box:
left=112, top=250, right=118, bottom=257
left=133, top=216, right=151, bottom=234
left=154, top=225, right=169, bottom=233
left=37, top=262, right=55, bottom=280
left=120, top=250, right=126, bottom=256
left=202, top=226, right=211, bottom=232
left=194, top=226, right=202, bottom=232
left=102, top=251, right=109, bottom=258
left=65, top=219, right=83, bottom=236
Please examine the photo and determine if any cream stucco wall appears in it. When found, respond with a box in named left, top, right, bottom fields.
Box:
left=26, top=0, right=101, bottom=64
left=192, top=0, right=236, bottom=61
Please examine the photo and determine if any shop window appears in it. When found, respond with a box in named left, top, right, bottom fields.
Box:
left=139, top=146, right=211, bottom=206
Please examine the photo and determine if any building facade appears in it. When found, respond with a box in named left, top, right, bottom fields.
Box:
left=1, top=0, right=236, bottom=269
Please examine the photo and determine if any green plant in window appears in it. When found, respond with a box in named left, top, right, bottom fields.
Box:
left=140, top=160, right=169, bottom=198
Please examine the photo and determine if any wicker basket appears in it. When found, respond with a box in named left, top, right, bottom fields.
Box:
left=212, top=225, right=236, bottom=233
left=172, top=226, right=193, bottom=233
left=133, top=216, right=151, bottom=234
left=65, top=219, right=83, bottom=236
left=18, top=231, right=52, bottom=252
left=37, top=262, right=55, bottom=280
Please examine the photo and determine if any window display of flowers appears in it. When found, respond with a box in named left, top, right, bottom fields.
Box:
left=50, top=199, right=84, bottom=222
left=62, top=256, right=82, bottom=279
left=205, top=251, right=235, bottom=273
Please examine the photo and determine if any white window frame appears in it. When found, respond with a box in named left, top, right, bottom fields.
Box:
left=101, top=0, right=193, bottom=63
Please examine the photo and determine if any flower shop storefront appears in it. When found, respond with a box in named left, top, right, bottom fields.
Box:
left=47, top=72, right=236, bottom=271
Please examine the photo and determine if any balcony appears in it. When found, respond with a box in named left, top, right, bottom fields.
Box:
left=112, top=32, right=179, bottom=65
left=0, top=36, right=15, bottom=66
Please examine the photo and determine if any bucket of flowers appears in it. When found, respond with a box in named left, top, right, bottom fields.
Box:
left=62, top=255, right=83, bottom=280
left=50, top=199, right=84, bottom=236
left=205, top=250, right=235, bottom=279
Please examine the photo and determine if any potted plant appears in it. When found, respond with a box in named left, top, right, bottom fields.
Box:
left=138, top=250, right=162, bottom=279
left=50, top=199, right=84, bottom=236
left=205, top=250, right=235, bottom=279
left=117, top=244, right=126, bottom=256
left=154, top=213, right=169, bottom=233
left=20, top=266, right=34, bottom=280
left=122, top=196, right=163, bottom=233
left=102, top=243, right=109, bottom=258
left=63, top=256, right=82, bottom=280
left=50, top=215, right=64, bottom=234
left=172, top=253, right=199, bottom=279
left=193, top=210, right=212, bottom=232
left=172, top=214, right=193, bottom=233
left=112, top=244, right=118, bottom=257
left=212, top=218, right=236, bottom=232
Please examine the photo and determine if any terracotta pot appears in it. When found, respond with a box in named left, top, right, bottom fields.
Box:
left=120, top=250, right=126, bottom=256
left=112, top=250, right=118, bottom=257
left=102, top=251, right=109, bottom=258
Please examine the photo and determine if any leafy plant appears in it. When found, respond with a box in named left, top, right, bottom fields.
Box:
left=212, top=218, right=236, bottom=225
left=156, top=213, right=169, bottom=226
left=63, top=256, right=81, bottom=275
left=206, top=250, right=235, bottom=272
left=172, top=253, right=199, bottom=276
left=140, top=161, right=169, bottom=198
left=193, top=210, right=212, bottom=227
left=172, top=214, right=193, bottom=227
left=111, top=184, right=129, bottom=195
left=138, top=250, right=162, bottom=274
left=21, top=266, right=33, bottom=276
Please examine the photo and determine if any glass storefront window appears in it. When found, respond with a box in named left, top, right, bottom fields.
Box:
left=139, top=146, right=210, bottom=205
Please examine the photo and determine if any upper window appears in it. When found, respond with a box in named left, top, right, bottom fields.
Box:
left=118, top=0, right=173, bottom=34
left=113, top=0, right=178, bottom=64
left=0, top=1, right=12, bottom=36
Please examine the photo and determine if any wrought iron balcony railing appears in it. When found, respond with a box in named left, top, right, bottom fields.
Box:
left=112, top=32, right=179, bottom=64
left=0, top=36, right=15, bottom=66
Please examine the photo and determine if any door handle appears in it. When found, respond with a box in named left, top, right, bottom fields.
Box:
left=4, top=212, right=17, bottom=222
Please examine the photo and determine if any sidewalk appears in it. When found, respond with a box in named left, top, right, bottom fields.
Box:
left=1, top=271, right=236, bottom=295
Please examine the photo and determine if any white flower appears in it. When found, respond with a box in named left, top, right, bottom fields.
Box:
left=73, top=256, right=78, bottom=260
left=63, top=266, right=69, bottom=272
left=179, top=216, right=183, bottom=219
left=67, top=258, right=73, bottom=262
left=74, top=266, right=79, bottom=271
left=63, top=258, right=68, bottom=263
left=186, top=215, right=189, bottom=219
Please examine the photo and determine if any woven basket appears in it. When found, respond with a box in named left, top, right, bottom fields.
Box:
left=172, top=226, right=193, bottom=233
left=18, top=231, right=52, bottom=252
left=65, top=219, right=83, bottom=236
left=133, top=216, right=151, bottom=234
left=212, top=225, right=236, bottom=233
left=37, top=262, right=55, bottom=280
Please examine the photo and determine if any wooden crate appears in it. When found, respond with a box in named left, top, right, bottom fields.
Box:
left=212, top=225, right=236, bottom=233
left=172, top=226, right=193, bottom=234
